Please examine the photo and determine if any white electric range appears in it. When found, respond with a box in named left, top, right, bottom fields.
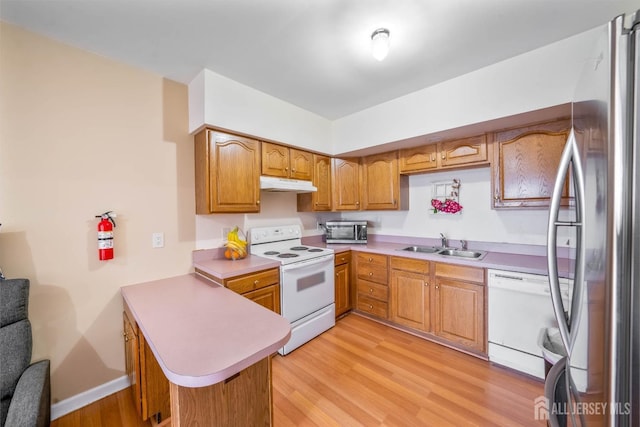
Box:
left=249, top=225, right=335, bottom=355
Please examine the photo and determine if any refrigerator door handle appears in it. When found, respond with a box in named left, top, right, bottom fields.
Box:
left=547, top=128, right=587, bottom=356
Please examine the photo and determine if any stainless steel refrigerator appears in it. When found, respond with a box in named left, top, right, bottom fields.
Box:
left=543, top=10, right=639, bottom=427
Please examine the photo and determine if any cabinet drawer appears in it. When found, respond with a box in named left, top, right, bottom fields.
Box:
left=356, top=252, right=387, bottom=269
left=334, top=251, right=352, bottom=266
left=357, top=295, right=388, bottom=318
left=226, top=268, right=280, bottom=294
left=389, top=256, right=430, bottom=274
left=435, top=263, right=484, bottom=284
left=357, top=280, right=388, bottom=302
left=357, top=264, right=388, bottom=284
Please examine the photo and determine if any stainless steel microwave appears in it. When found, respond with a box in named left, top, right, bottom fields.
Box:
left=324, top=220, right=367, bottom=244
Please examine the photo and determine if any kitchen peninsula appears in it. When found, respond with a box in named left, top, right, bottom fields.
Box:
left=121, top=273, right=291, bottom=426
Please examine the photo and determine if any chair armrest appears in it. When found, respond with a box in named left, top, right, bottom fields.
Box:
left=5, top=360, right=50, bottom=427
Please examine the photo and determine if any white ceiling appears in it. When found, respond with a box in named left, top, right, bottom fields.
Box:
left=1, top=0, right=637, bottom=120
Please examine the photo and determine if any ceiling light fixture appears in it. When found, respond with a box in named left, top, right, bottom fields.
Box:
left=371, top=28, right=390, bottom=61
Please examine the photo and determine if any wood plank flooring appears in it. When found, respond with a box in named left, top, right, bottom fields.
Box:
left=52, top=314, right=545, bottom=426
left=272, top=314, right=545, bottom=427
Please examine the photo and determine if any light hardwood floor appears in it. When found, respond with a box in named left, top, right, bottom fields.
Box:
left=53, top=314, right=545, bottom=426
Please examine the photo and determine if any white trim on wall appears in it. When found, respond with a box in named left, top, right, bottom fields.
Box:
left=51, top=375, right=130, bottom=420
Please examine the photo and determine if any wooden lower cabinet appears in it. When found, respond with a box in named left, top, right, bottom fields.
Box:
left=355, top=252, right=389, bottom=319
left=433, top=263, right=486, bottom=353
left=196, top=267, right=281, bottom=314
left=123, top=302, right=171, bottom=422
left=170, top=357, right=272, bottom=427
left=358, top=253, right=487, bottom=355
left=334, top=251, right=352, bottom=318
left=389, top=256, right=430, bottom=332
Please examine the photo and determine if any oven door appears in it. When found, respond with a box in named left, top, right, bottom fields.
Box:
left=280, top=254, right=335, bottom=323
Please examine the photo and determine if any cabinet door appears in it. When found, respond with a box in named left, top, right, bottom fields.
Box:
left=123, top=312, right=142, bottom=417
left=335, top=262, right=351, bottom=318
left=289, top=148, right=313, bottom=181
left=399, top=144, right=438, bottom=173
left=169, top=357, right=271, bottom=426
left=207, top=131, right=261, bottom=213
left=297, top=154, right=331, bottom=212
left=438, top=135, right=488, bottom=168
left=332, top=158, right=361, bottom=210
left=261, top=141, right=289, bottom=178
left=361, top=151, right=401, bottom=210
left=492, top=120, right=571, bottom=208
left=244, top=284, right=281, bottom=314
left=434, top=279, right=485, bottom=353
left=140, top=334, right=171, bottom=421
left=390, top=269, right=430, bottom=331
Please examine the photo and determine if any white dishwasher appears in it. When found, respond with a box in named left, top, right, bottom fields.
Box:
left=487, top=269, right=572, bottom=380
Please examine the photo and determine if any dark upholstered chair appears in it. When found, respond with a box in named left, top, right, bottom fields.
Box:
left=0, top=278, right=50, bottom=427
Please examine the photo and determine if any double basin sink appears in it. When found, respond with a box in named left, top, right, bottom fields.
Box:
left=398, top=245, right=488, bottom=261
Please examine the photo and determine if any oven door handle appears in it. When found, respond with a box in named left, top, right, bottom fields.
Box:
left=280, top=254, right=334, bottom=272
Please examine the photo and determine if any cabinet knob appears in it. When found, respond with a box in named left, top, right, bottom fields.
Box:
left=369, top=288, right=373, bottom=293
left=368, top=257, right=373, bottom=262
left=256, top=200, right=260, bottom=205
left=435, top=285, right=439, bottom=289
left=442, top=153, right=446, bottom=160
left=431, top=154, right=436, bottom=162
left=368, top=304, right=373, bottom=309
left=356, top=201, right=360, bottom=205
left=292, top=168, right=296, bottom=172
left=368, top=272, right=373, bottom=276
left=254, top=280, right=259, bottom=285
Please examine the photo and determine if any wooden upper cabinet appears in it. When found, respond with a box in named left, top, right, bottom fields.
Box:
left=399, top=135, right=489, bottom=174
left=361, top=151, right=409, bottom=210
left=261, top=142, right=313, bottom=181
left=297, top=154, right=332, bottom=212
left=399, top=144, right=438, bottom=173
left=289, top=148, right=313, bottom=180
left=439, top=135, right=488, bottom=167
left=332, top=157, right=361, bottom=211
left=195, top=129, right=261, bottom=214
left=492, top=118, right=571, bottom=209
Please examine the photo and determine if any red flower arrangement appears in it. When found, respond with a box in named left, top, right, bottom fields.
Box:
left=431, top=198, right=463, bottom=214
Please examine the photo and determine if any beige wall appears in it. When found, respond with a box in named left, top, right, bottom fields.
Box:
left=0, top=22, right=196, bottom=402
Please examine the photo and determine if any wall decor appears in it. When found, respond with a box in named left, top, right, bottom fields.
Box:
left=431, top=178, right=463, bottom=214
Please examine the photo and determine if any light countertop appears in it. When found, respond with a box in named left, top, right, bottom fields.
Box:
left=121, top=273, right=291, bottom=388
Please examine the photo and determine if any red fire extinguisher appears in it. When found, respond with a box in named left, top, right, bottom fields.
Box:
left=96, top=211, right=116, bottom=261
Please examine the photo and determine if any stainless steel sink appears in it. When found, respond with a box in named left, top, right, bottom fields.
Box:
left=398, top=245, right=442, bottom=254
left=438, top=249, right=488, bottom=260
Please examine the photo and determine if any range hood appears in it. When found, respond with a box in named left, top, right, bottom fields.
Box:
left=260, top=176, right=317, bottom=193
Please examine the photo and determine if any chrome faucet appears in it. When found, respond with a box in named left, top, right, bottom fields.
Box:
left=440, top=233, right=447, bottom=248
left=460, top=240, right=468, bottom=250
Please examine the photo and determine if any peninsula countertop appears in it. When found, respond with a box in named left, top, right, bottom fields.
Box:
left=121, top=273, right=291, bottom=388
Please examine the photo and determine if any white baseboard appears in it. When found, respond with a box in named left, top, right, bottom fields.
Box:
left=51, top=375, right=130, bottom=420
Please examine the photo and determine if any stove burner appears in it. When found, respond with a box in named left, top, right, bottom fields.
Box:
left=308, top=248, right=324, bottom=252
left=263, top=251, right=280, bottom=255
left=278, top=253, right=299, bottom=258
left=290, top=246, right=309, bottom=251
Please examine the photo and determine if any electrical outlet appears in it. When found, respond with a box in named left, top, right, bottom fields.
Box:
left=152, top=232, right=164, bottom=248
